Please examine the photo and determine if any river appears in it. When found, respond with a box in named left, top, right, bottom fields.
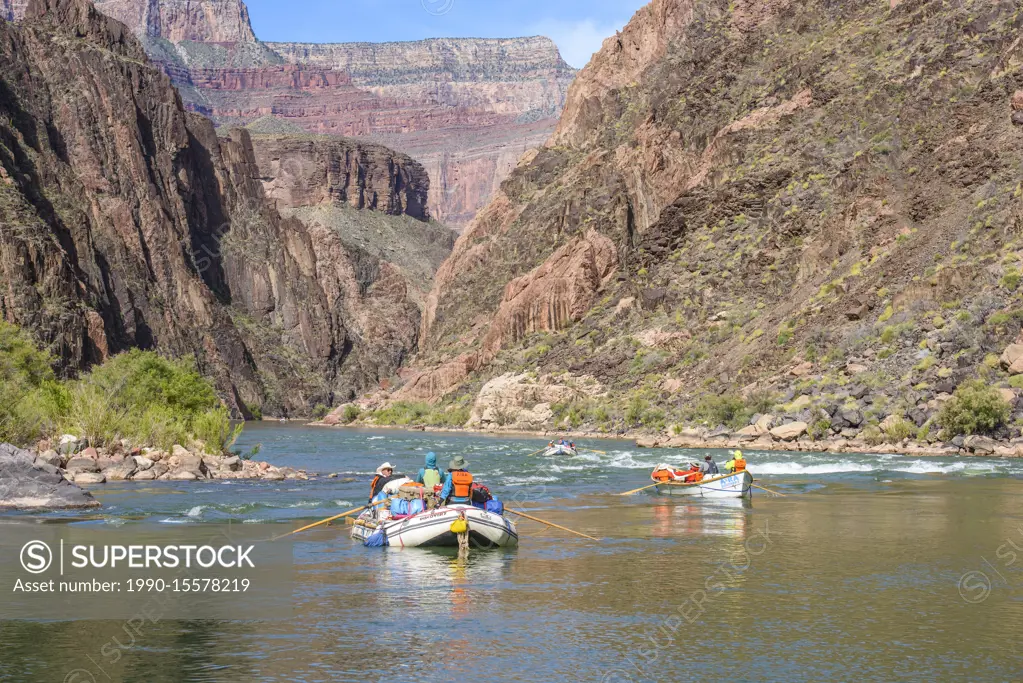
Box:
left=2, top=424, right=1022, bottom=682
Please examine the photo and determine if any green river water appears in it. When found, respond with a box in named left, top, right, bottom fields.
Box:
left=1, top=424, right=1021, bottom=682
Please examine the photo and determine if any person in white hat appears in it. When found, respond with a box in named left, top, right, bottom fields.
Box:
left=369, top=462, right=402, bottom=502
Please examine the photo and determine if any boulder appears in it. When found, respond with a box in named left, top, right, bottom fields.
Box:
left=845, top=363, right=869, bottom=375
left=171, top=444, right=192, bottom=459
left=835, top=407, right=863, bottom=428
left=221, top=456, right=242, bottom=472
left=37, top=449, right=63, bottom=468
left=167, top=470, right=198, bottom=481
left=753, top=414, right=774, bottom=435
left=65, top=457, right=100, bottom=474
left=170, top=453, right=209, bottom=478
left=770, top=421, right=808, bottom=441
left=848, top=385, right=869, bottom=400
left=103, top=462, right=137, bottom=481
left=131, top=469, right=157, bottom=481
left=262, top=470, right=286, bottom=481
left=963, top=435, right=997, bottom=454
left=787, top=395, right=813, bottom=412
left=1013, top=111, right=1023, bottom=127
left=1000, top=344, right=1023, bottom=375
left=1013, top=90, right=1023, bottom=111
left=132, top=456, right=154, bottom=471
left=998, top=388, right=1017, bottom=407
left=789, top=361, right=813, bottom=377
left=735, top=425, right=760, bottom=437
left=72, top=472, right=105, bottom=485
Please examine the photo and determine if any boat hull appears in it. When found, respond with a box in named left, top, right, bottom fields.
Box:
left=653, top=471, right=754, bottom=498
left=352, top=504, right=519, bottom=548
left=543, top=445, right=577, bottom=457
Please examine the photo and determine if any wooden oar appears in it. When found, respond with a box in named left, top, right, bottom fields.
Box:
left=580, top=448, right=607, bottom=454
left=526, top=447, right=549, bottom=457
left=618, top=481, right=663, bottom=496
left=274, top=497, right=392, bottom=540
left=752, top=483, right=787, bottom=497
left=505, top=508, right=601, bottom=542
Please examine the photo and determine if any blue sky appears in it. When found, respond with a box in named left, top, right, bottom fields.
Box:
left=245, top=0, right=650, bottom=68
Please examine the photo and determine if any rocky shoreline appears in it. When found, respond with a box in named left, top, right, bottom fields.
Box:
left=0, top=436, right=314, bottom=510
left=314, top=420, right=1022, bottom=458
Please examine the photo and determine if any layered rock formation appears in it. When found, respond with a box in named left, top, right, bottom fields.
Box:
left=73, top=1, right=579, bottom=228
left=0, top=0, right=445, bottom=415
left=92, top=0, right=256, bottom=42
left=395, top=0, right=1023, bottom=446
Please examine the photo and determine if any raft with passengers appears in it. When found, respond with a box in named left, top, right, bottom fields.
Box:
left=350, top=454, right=518, bottom=548
left=649, top=451, right=753, bottom=498
left=542, top=439, right=577, bottom=457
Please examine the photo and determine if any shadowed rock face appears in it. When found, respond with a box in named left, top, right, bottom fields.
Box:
left=0, top=444, right=99, bottom=509
left=0, top=0, right=441, bottom=415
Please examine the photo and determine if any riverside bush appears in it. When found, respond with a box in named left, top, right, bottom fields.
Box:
left=0, top=322, right=240, bottom=451
left=937, top=381, right=1010, bottom=436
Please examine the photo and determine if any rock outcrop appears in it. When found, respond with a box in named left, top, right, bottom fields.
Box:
left=0, top=444, right=99, bottom=509
left=0, top=0, right=445, bottom=415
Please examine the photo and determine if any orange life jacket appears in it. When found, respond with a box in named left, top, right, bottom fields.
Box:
left=684, top=466, right=702, bottom=483
left=734, top=458, right=747, bottom=471
left=451, top=470, right=473, bottom=498
left=653, top=469, right=674, bottom=482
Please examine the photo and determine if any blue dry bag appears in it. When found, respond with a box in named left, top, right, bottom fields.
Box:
left=485, top=499, right=504, bottom=515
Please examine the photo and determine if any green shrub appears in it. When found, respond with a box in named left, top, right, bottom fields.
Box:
left=192, top=406, right=243, bottom=453
left=0, top=322, right=242, bottom=452
left=1009, top=375, right=1023, bottom=390
left=808, top=417, right=832, bottom=440
left=937, top=381, right=1010, bottom=436
left=861, top=425, right=885, bottom=446
left=882, top=417, right=915, bottom=442
left=343, top=404, right=361, bottom=423
left=312, top=404, right=329, bottom=419
left=625, top=396, right=650, bottom=426
left=693, top=394, right=748, bottom=429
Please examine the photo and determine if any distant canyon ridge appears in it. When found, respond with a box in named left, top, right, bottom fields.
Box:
left=1, top=0, right=577, bottom=229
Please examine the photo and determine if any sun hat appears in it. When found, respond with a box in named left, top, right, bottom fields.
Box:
left=448, top=455, right=468, bottom=470
left=375, top=462, right=394, bottom=475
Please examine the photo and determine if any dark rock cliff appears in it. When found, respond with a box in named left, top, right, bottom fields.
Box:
left=0, top=0, right=436, bottom=415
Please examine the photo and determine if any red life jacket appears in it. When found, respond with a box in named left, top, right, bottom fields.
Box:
left=451, top=470, right=473, bottom=498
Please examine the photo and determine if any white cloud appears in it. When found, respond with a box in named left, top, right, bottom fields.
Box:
left=531, top=18, right=630, bottom=69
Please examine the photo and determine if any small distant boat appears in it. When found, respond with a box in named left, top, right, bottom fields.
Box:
left=351, top=504, right=519, bottom=548
left=543, top=444, right=578, bottom=457
left=650, top=468, right=754, bottom=499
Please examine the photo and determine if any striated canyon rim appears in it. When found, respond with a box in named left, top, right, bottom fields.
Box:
left=48, top=0, right=579, bottom=230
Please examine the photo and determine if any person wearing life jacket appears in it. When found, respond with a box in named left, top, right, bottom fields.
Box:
left=415, top=452, right=443, bottom=489
left=725, top=450, right=747, bottom=473
left=369, top=462, right=403, bottom=503
left=683, top=463, right=703, bottom=483
left=439, top=456, right=474, bottom=505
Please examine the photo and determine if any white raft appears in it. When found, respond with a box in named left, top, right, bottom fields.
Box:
left=351, top=504, right=519, bottom=549
left=651, top=468, right=754, bottom=499
left=542, top=444, right=577, bottom=457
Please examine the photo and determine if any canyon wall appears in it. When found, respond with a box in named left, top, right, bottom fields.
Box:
left=394, top=0, right=1023, bottom=442
left=0, top=0, right=446, bottom=415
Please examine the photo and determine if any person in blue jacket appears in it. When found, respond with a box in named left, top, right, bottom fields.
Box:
left=416, top=452, right=443, bottom=489
left=439, top=456, right=473, bottom=505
